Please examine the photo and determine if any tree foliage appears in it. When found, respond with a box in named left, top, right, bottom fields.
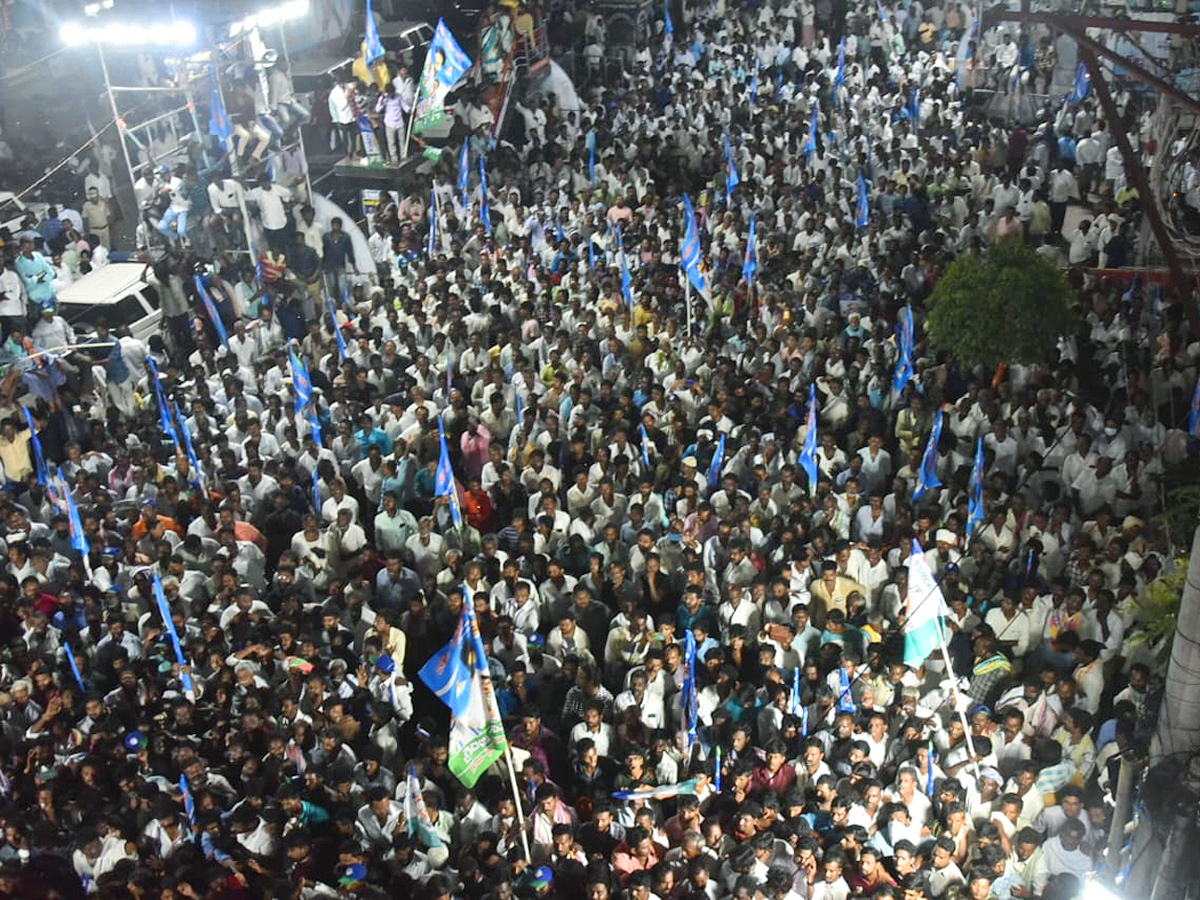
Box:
left=926, top=238, right=1076, bottom=372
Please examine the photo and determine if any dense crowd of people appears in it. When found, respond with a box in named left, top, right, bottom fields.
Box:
left=0, top=0, right=1194, bottom=899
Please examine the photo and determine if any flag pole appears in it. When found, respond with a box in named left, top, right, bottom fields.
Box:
left=685, top=273, right=693, bottom=338
left=501, top=741, right=533, bottom=862
left=936, top=631, right=983, bottom=783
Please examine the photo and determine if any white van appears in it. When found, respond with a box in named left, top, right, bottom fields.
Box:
left=55, top=262, right=163, bottom=343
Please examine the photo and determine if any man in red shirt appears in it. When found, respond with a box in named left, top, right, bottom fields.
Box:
left=750, top=738, right=797, bottom=796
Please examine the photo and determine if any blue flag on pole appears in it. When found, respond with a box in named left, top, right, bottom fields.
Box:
left=427, top=187, right=439, bottom=257
left=927, top=741, right=936, bottom=795
left=588, top=237, right=597, bottom=270
left=588, top=142, right=596, bottom=183
left=365, top=0, right=385, bottom=65
left=714, top=745, right=722, bottom=792
left=328, top=295, right=348, bottom=360
left=837, top=666, right=857, bottom=713
left=750, top=65, right=758, bottom=103
left=152, top=573, right=195, bottom=699
left=436, top=416, right=463, bottom=528
left=478, top=156, right=492, bottom=236
left=147, top=357, right=179, bottom=448
left=856, top=173, right=870, bottom=228
left=790, top=665, right=802, bottom=716
left=742, top=213, right=757, bottom=285
left=193, top=275, right=230, bottom=350
left=724, top=134, right=739, bottom=202
left=639, top=423, right=653, bottom=469
left=57, top=472, right=90, bottom=559
left=893, top=305, right=915, bottom=394
left=664, top=2, right=673, bottom=35
left=174, top=402, right=203, bottom=489
left=805, top=103, right=819, bottom=157
left=1069, top=61, right=1090, bottom=102
left=708, top=432, right=726, bottom=488
left=289, top=343, right=311, bottom=418
left=180, top=774, right=197, bottom=827
left=799, top=383, right=819, bottom=493
left=680, top=193, right=709, bottom=297
left=967, top=437, right=986, bottom=538
left=457, top=138, right=470, bottom=207
left=311, top=466, right=322, bottom=513
left=913, top=409, right=944, bottom=501
left=683, top=628, right=698, bottom=750
left=22, top=406, right=47, bottom=486
left=208, top=66, right=232, bottom=150
left=64, top=641, right=86, bottom=693
left=422, top=607, right=472, bottom=720
left=835, top=37, right=846, bottom=87
left=1189, top=375, right=1200, bottom=437
left=617, top=223, right=634, bottom=310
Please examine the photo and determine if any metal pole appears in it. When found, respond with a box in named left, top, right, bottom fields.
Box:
left=1105, top=754, right=1142, bottom=882
left=685, top=273, right=693, bottom=338
left=278, top=23, right=313, bottom=200
left=501, top=742, right=533, bottom=863
left=98, top=44, right=141, bottom=234
left=938, top=641, right=982, bottom=782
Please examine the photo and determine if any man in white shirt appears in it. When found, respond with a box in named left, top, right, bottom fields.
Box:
left=247, top=175, right=292, bottom=251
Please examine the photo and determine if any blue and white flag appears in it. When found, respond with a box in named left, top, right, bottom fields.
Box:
left=908, top=86, right=920, bottom=129
left=966, top=437, right=986, bottom=538
left=790, top=665, right=803, bottom=717
left=22, top=406, right=47, bottom=486
left=742, top=213, right=757, bottom=285
left=799, top=382, right=819, bottom=494
left=419, top=607, right=473, bottom=716
left=312, top=466, right=322, bottom=513
left=63, top=475, right=89, bottom=559
left=478, top=155, right=492, bottom=236
left=804, top=103, right=819, bottom=157
left=612, top=778, right=703, bottom=801
left=680, top=193, right=709, bottom=298
left=837, top=666, right=856, bottom=713
left=427, top=186, right=439, bottom=257
left=1069, top=61, right=1090, bottom=102
left=180, top=774, right=197, bottom=827
left=749, top=65, right=758, bottom=103
left=1190, top=374, right=1200, bottom=437
left=208, top=66, right=232, bottom=150
left=893, top=305, right=915, bottom=394
left=724, top=134, right=739, bottom=202
left=834, top=37, right=846, bottom=87
left=639, top=423, right=653, bottom=469
left=856, top=173, right=870, bottom=228
left=152, top=573, right=196, bottom=699
left=707, top=432, right=726, bottom=488
left=664, top=1, right=673, bottom=35
left=365, top=0, right=385, bottom=65
left=588, top=142, right=596, bottom=183
left=682, top=629, right=698, bottom=750
left=436, top=415, right=463, bottom=528
left=775, top=70, right=785, bottom=98
left=926, top=741, right=936, bottom=795
left=903, top=538, right=951, bottom=666
left=457, top=138, right=470, bottom=207
left=588, top=238, right=597, bottom=270
left=194, top=275, right=230, bottom=350
left=913, top=409, right=944, bottom=501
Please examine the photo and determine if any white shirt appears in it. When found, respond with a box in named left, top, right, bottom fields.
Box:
left=249, top=185, right=291, bottom=230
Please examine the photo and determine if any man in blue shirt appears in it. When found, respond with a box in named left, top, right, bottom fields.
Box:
left=13, top=237, right=56, bottom=310
left=322, top=216, right=354, bottom=301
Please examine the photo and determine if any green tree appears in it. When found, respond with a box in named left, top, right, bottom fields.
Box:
left=926, top=238, right=1076, bottom=372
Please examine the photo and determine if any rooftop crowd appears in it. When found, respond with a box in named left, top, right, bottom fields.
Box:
left=0, top=0, right=1194, bottom=898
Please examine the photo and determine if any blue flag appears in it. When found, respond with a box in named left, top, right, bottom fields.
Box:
left=683, top=628, right=698, bottom=750
left=640, top=423, right=653, bottom=469
left=927, top=741, right=936, bottom=795
left=837, top=666, right=856, bottom=713
left=680, top=193, right=709, bottom=297
left=1190, top=374, right=1200, bottom=437
left=714, top=745, right=722, bottom=792
left=664, top=1, right=673, bottom=35
left=790, top=665, right=802, bottom=717
left=312, top=466, right=322, bottom=514
left=893, top=305, right=915, bottom=394
left=742, top=213, right=757, bottom=285
left=289, top=342, right=312, bottom=418
left=1069, top=61, right=1090, bottom=102
left=856, top=173, right=870, bottom=228
left=58, top=472, right=90, bottom=559
left=22, top=406, right=47, bottom=486
left=478, top=156, right=492, bottom=236
left=750, top=65, right=758, bottom=103
left=457, top=138, right=470, bottom=207
left=64, top=641, right=86, bottom=693
left=208, top=65, right=232, bottom=150
left=804, top=103, right=819, bottom=157
left=556, top=217, right=565, bottom=244
left=799, top=383, right=819, bottom=493
left=913, top=409, right=944, bottom=501
left=152, top=573, right=196, bottom=699
left=967, top=437, right=986, bottom=538
left=707, top=432, right=726, bottom=488
left=180, top=774, right=197, bottom=827
left=147, top=357, right=179, bottom=448
left=724, top=134, right=739, bottom=202
left=588, top=142, right=596, bottom=183
left=419, top=604, right=473, bottom=713
left=515, top=392, right=524, bottom=432
left=617, top=223, right=634, bottom=309
left=365, top=0, right=385, bottom=65
left=775, top=70, right=784, bottom=99
left=427, top=186, right=439, bottom=257
left=835, top=37, right=846, bottom=87
left=174, top=402, right=203, bottom=489
left=194, top=275, right=230, bottom=350
left=878, top=0, right=888, bottom=21
left=908, top=86, right=920, bottom=129
left=328, top=296, right=348, bottom=360
left=588, top=238, right=597, bottom=270
left=436, top=416, right=463, bottom=528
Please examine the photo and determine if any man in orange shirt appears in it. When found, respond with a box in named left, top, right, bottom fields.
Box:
left=131, top=500, right=184, bottom=541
